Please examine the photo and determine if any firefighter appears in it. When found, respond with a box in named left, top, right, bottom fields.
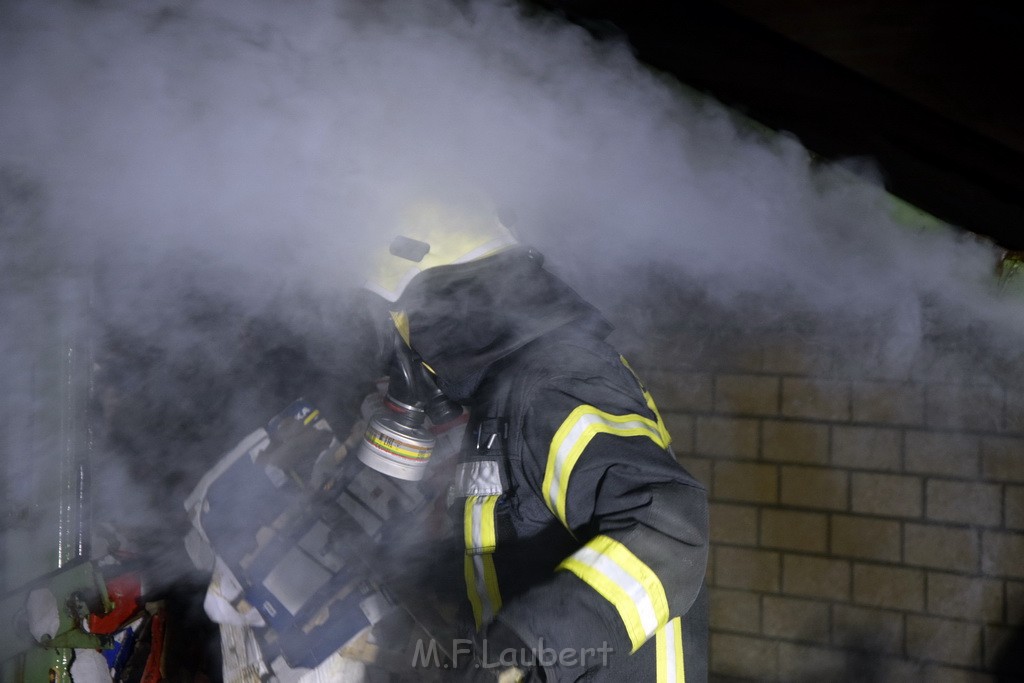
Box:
left=362, top=202, right=709, bottom=682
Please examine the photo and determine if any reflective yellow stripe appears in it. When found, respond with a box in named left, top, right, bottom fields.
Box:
left=464, top=495, right=502, bottom=629
left=464, top=495, right=499, bottom=554
left=303, top=409, right=320, bottom=426
left=464, top=552, right=502, bottom=629
left=542, top=406, right=667, bottom=529
left=656, top=617, right=685, bottom=683
left=620, top=356, right=672, bottom=447
left=557, top=535, right=670, bottom=652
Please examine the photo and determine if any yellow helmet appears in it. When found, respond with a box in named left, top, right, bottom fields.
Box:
left=364, top=201, right=518, bottom=303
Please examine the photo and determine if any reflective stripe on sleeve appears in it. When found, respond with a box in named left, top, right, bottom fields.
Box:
left=542, top=406, right=667, bottom=529
left=656, top=617, right=685, bottom=683
left=620, top=356, right=672, bottom=447
left=464, top=552, right=502, bottom=629
left=556, top=535, right=670, bottom=652
left=451, top=460, right=504, bottom=498
left=464, top=495, right=502, bottom=629
left=464, top=494, right=499, bottom=554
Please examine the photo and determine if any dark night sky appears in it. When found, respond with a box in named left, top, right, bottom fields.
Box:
left=538, top=0, right=1024, bottom=250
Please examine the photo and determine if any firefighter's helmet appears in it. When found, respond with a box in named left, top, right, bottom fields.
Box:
left=357, top=201, right=515, bottom=480
left=364, top=201, right=518, bottom=303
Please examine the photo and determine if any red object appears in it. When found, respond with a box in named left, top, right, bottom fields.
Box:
left=88, top=573, right=142, bottom=634
left=141, top=611, right=166, bottom=683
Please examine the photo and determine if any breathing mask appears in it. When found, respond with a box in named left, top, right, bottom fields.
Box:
left=355, top=330, right=463, bottom=481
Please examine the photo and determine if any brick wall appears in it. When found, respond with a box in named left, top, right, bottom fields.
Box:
left=634, top=331, right=1024, bottom=681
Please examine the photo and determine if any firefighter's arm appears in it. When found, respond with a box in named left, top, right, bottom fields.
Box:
left=487, top=383, right=709, bottom=680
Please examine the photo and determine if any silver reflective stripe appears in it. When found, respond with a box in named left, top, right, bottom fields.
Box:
left=471, top=496, right=485, bottom=551
left=659, top=617, right=683, bottom=682
left=664, top=618, right=679, bottom=679
left=465, top=494, right=498, bottom=554
left=452, top=460, right=504, bottom=497
left=468, top=553, right=500, bottom=624
left=573, top=545, right=660, bottom=637
left=545, top=410, right=662, bottom=523
left=464, top=495, right=502, bottom=627
left=558, top=535, right=670, bottom=651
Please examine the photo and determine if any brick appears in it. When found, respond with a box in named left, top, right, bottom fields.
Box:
left=703, top=337, right=763, bottom=374
left=762, top=339, right=834, bottom=376
left=761, top=509, right=828, bottom=553
left=880, top=659, right=926, bottom=681
left=832, top=605, right=903, bottom=654
left=905, top=524, right=979, bottom=572
left=716, top=546, right=780, bottom=593
left=781, top=466, right=849, bottom=511
left=695, top=416, right=760, bottom=459
left=1008, top=486, right=1024, bottom=531
left=714, top=374, right=779, bottom=415
left=926, top=480, right=1001, bottom=527
left=982, top=436, right=1024, bottom=483
left=910, top=348, right=979, bottom=384
left=1007, top=581, right=1024, bottom=625
left=926, top=572, right=1003, bottom=622
left=709, top=503, right=758, bottom=546
left=709, top=587, right=760, bottom=634
left=853, top=563, right=925, bottom=611
left=831, top=515, right=901, bottom=562
left=982, top=530, right=1024, bottom=579
left=782, top=378, right=851, bottom=421
left=713, top=461, right=778, bottom=504
left=831, top=425, right=902, bottom=471
left=905, top=431, right=980, bottom=479
left=679, top=456, right=711, bottom=489
left=783, top=555, right=850, bottom=601
left=851, top=472, right=922, bottom=518
left=777, top=642, right=846, bottom=680
left=762, top=595, right=830, bottom=643
left=762, top=420, right=829, bottom=464
left=706, top=547, right=715, bottom=586
left=1007, top=390, right=1024, bottom=434
left=662, top=413, right=694, bottom=455
left=906, top=615, right=982, bottom=666
left=920, top=664, right=992, bottom=683
left=851, top=381, right=925, bottom=425
left=636, top=335, right=703, bottom=368
left=710, top=633, right=779, bottom=679
left=643, top=370, right=713, bottom=412
left=925, top=384, right=1004, bottom=432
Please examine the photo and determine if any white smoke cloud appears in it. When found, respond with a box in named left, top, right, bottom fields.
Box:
left=1, top=0, right=1021, bottom=613
left=1, top=0, right=1014, bottom=320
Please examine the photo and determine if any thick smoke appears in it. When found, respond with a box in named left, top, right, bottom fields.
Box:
left=1, top=0, right=1022, bottom=655
left=1, top=0, right=1017, bottom=319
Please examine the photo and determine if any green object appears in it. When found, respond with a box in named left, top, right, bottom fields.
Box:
left=0, top=561, right=110, bottom=665
left=22, top=647, right=73, bottom=683
left=888, top=195, right=949, bottom=232
left=1000, top=254, right=1024, bottom=296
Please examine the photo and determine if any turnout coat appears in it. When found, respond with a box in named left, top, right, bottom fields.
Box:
left=396, top=248, right=709, bottom=681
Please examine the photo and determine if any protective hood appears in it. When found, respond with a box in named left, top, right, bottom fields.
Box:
left=394, top=247, right=611, bottom=403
